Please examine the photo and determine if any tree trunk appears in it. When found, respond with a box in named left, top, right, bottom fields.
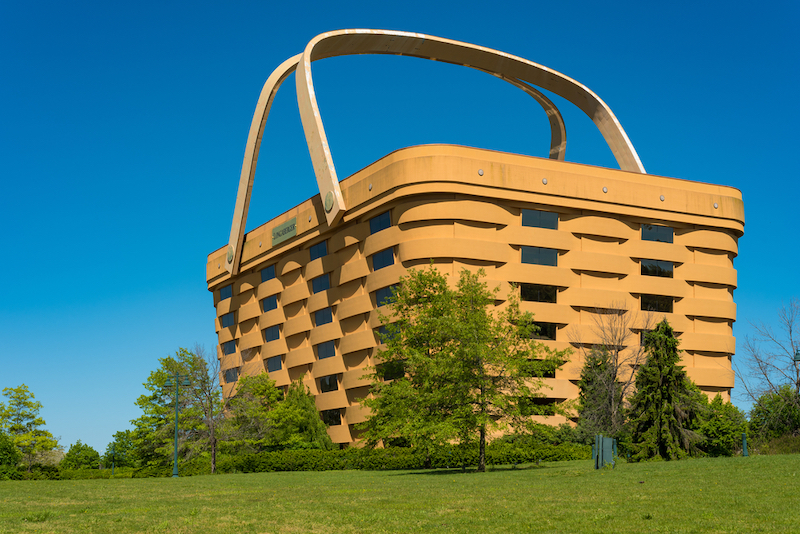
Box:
left=478, top=425, right=486, bottom=472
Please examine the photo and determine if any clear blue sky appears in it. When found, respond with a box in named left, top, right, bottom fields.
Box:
left=1, top=0, right=798, bottom=453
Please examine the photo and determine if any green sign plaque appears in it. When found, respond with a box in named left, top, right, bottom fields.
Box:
left=272, top=217, right=297, bottom=246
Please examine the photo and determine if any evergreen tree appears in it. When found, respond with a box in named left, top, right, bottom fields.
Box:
left=61, top=440, right=101, bottom=469
left=628, top=319, right=704, bottom=460
left=576, top=347, right=624, bottom=441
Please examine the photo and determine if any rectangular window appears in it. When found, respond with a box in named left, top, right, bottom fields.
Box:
left=221, top=340, right=236, bottom=355
left=522, top=209, right=558, bottom=230
left=519, top=397, right=557, bottom=416
left=321, top=408, right=341, bottom=426
left=372, top=248, right=394, bottom=271
left=376, top=325, right=397, bottom=344
left=370, top=211, right=391, bottom=234
left=319, top=374, right=338, bottom=393
left=264, top=325, right=281, bottom=342
left=312, top=273, right=330, bottom=294
left=520, top=283, right=557, bottom=303
left=641, top=259, right=673, bottom=278
left=315, top=307, right=333, bottom=326
left=261, top=265, right=276, bottom=282
left=266, top=355, right=282, bottom=373
left=220, top=312, right=235, bottom=328
left=375, top=284, right=398, bottom=307
left=219, top=284, right=232, bottom=301
left=531, top=322, right=557, bottom=340
left=317, top=340, right=336, bottom=360
left=309, top=241, right=327, bottom=261
left=224, top=367, right=239, bottom=383
left=521, top=246, right=558, bottom=266
left=377, top=360, right=405, bottom=381
left=642, top=224, right=674, bottom=243
left=641, top=294, right=673, bottom=313
left=262, top=294, right=278, bottom=312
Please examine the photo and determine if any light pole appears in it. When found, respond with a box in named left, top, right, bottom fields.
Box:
left=164, top=372, right=191, bottom=478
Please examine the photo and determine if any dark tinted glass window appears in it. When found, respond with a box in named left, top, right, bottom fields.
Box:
left=266, top=356, right=282, bottom=373
left=319, top=374, right=338, bottom=393
left=264, top=325, right=280, bottom=342
left=531, top=322, right=557, bottom=340
left=521, top=246, right=558, bottom=266
left=317, top=340, right=336, bottom=360
left=641, top=294, right=673, bottom=313
left=372, top=248, right=394, bottom=271
left=262, top=294, right=278, bottom=312
left=315, top=307, right=333, bottom=326
left=519, top=397, right=557, bottom=416
left=377, top=360, right=405, bottom=381
left=641, top=259, right=673, bottom=278
left=261, top=265, right=276, bottom=282
left=321, top=408, right=341, bottom=426
left=219, top=284, right=232, bottom=301
left=312, top=274, right=330, bottom=294
left=370, top=211, right=391, bottom=234
left=376, top=325, right=397, bottom=344
left=309, top=241, right=327, bottom=261
left=375, top=285, right=398, bottom=307
left=642, top=224, right=674, bottom=243
left=522, top=209, right=558, bottom=230
left=221, top=340, right=236, bottom=355
left=224, top=368, right=239, bottom=383
left=220, top=312, right=235, bottom=328
left=520, top=284, right=557, bottom=303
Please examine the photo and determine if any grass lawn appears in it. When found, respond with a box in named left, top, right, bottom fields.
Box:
left=1, top=455, right=798, bottom=533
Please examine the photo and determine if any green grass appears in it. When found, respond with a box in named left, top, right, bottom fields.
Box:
left=1, top=455, right=799, bottom=533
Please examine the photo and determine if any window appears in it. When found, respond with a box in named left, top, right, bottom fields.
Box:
left=642, top=224, right=673, bottom=243
left=319, top=374, right=338, bottom=393
left=221, top=340, right=236, bottom=355
left=261, top=265, right=276, bottom=282
left=266, top=355, right=282, bottom=373
left=264, top=325, right=280, bottom=342
left=312, top=274, right=330, bottom=294
left=262, top=294, right=278, bottom=312
left=377, top=360, right=405, bottom=381
left=641, top=294, right=673, bottom=313
left=375, top=285, right=398, bottom=307
left=519, top=397, right=557, bottom=416
left=315, top=307, right=333, bottom=326
left=520, top=284, right=557, bottom=303
left=370, top=211, right=391, bottom=234
left=641, top=259, right=673, bottom=278
left=522, top=209, right=558, bottom=230
left=521, top=246, right=558, bottom=266
left=309, top=241, right=327, bottom=261
left=224, top=368, right=239, bottom=383
left=219, top=284, right=232, bottom=301
left=317, top=340, right=335, bottom=360
left=220, top=312, right=235, bottom=328
left=531, top=322, right=557, bottom=340
left=376, top=325, right=397, bottom=344
left=321, top=408, right=341, bottom=426
left=372, top=248, right=394, bottom=271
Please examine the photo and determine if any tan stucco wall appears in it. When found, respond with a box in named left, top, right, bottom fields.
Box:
left=207, top=144, right=743, bottom=443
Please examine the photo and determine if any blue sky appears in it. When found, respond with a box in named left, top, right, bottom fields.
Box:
left=1, top=0, right=798, bottom=453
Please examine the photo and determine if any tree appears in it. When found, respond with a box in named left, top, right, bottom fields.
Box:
left=0, top=431, right=21, bottom=468
left=628, top=319, right=705, bottom=461
left=61, top=440, right=101, bottom=470
left=102, top=430, right=136, bottom=469
left=224, top=373, right=334, bottom=452
left=695, top=394, right=749, bottom=457
left=361, top=266, right=567, bottom=472
left=0, top=384, right=59, bottom=471
left=737, top=299, right=800, bottom=439
left=571, top=303, right=654, bottom=441
left=130, top=346, right=225, bottom=473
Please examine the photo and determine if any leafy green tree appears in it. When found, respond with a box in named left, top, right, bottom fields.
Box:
left=628, top=320, right=705, bottom=461
left=61, top=440, right=101, bottom=469
left=224, top=373, right=334, bottom=452
left=361, top=266, right=567, bottom=472
left=102, top=430, right=136, bottom=468
left=0, top=384, right=59, bottom=471
left=0, top=431, right=21, bottom=468
left=695, top=394, right=749, bottom=456
left=749, top=384, right=800, bottom=440
left=576, top=347, right=624, bottom=442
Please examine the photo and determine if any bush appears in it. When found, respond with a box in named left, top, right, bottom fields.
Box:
left=0, top=431, right=21, bottom=468
left=756, top=435, right=800, bottom=455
